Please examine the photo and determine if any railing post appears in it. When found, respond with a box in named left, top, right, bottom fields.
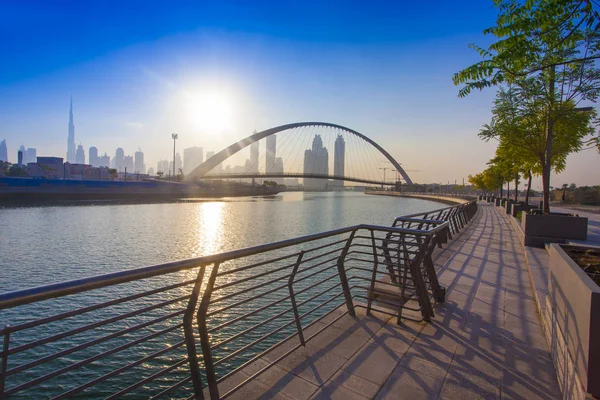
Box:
left=197, top=263, right=220, bottom=400
left=337, top=230, right=356, bottom=316
left=424, top=235, right=445, bottom=303
left=184, top=267, right=206, bottom=400
left=366, top=230, right=379, bottom=315
left=0, top=326, right=10, bottom=400
left=407, top=240, right=435, bottom=322
left=288, top=251, right=306, bottom=346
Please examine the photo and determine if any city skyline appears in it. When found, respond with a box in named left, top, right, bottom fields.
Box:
left=1, top=2, right=598, bottom=187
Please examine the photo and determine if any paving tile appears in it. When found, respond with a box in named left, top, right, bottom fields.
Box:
left=264, top=344, right=348, bottom=387
left=310, top=383, right=369, bottom=400
left=375, top=366, right=443, bottom=400
left=440, top=366, right=501, bottom=399
left=371, top=323, right=419, bottom=355
left=307, top=324, right=371, bottom=359
left=240, top=358, right=320, bottom=400
left=451, top=343, right=504, bottom=384
left=502, top=367, right=562, bottom=400
left=210, top=370, right=290, bottom=400
left=399, top=354, right=449, bottom=380
left=326, top=370, right=381, bottom=398
left=341, top=340, right=403, bottom=385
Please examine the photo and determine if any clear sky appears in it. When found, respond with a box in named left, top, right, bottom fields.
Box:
left=1, top=0, right=598, bottom=187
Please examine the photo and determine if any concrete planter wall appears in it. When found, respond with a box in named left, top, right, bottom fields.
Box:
left=504, top=200, right=515, bottom=215
left=547, top=243, right=600, bottom=397
left=509, top=203, right=523, bottom=217
left=521, top=212, right=588, bottom=248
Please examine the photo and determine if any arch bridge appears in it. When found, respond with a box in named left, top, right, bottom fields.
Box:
left=185, top=122, right=413, bottom=186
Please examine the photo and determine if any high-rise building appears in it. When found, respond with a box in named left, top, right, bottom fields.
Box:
left=157, top=160, right=170, bottom=175
left=303, top=135, right=329, bottom=190
left=134, top=150, right=145, bottom=174
left=89, top=146, right=99, bottom=167
left=99, top=153, right=110, bottom=167
left=147, top=167, right=155, bottom=176
left=66, top=97, right=76, bottom=163
left=76, top=144, right=85, bottom=164
left=183, top=147, right=203, bottom=174
left=26, top=148, right=37, bottom=165
left=124, top=155, right=134, bottom=172
left=333, top=135, right=345, bottom=188
left=249, top=140, right=259, bottom=173
left=205, top=151, right=222, bottom=174
left=169, top=153, right=183, bottom=175
left=0, top=140, right=7, bottom=162
left=115, top=148, right=125, bottom=171
left=266, top=135, right=276, bottom=173
left=19, top=145, right=26, bottom=163
left=17, top=150, right=23, bottom=165
left=273, top=157, right=284, bottom=185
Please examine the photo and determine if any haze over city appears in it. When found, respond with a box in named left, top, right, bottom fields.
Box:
left=1, top=0, right=598, bottom=187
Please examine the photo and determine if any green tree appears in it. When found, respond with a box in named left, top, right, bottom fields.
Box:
left=480, top=82, right=595, bottom=209
left=453, top=0, right=600, bottom=213
left=481, top=164, right=505, bottom=196
left=468, top=172, right=487, bottom=192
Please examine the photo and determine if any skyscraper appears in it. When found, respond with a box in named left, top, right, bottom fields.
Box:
left=115, top=148, right=125, bottom=171
left=333, top=135, right=345, bottom=188
left=273, top=157, right=284, bottom=185
left=26, top=148, right=37, bottom=165
left=249, top=141, right=259, bottom=173
left=124, top=155, right=134, bottom=172
left=183, top=146, right=203, bottom=174
left=18, top=145, right=27, bottom=163
left=303, top=135, right=329, bottom=190
left=67, top=97, right=76, bottom=163
left=134, top=150, right=145, bottom=174
left=76, top=144, right=85, bottom=164
left=0, top=140, right=7, bottom=162
left=205, top=151, right=222, bottom=173
left=266, top=135, right=276, bottom=173
left=169, top=153, right=183, bottom=175
left=89, top=146, right=99, bottom=167
left=99, top=153, right=110, bottom=167
left=157, top=160, right=170, bottom=175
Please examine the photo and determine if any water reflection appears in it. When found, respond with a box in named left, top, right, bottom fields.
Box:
left=195, top=202, right=224, bottom=257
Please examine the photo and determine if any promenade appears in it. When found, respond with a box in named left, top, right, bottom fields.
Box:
left=216, top=202, right=562, bottom=399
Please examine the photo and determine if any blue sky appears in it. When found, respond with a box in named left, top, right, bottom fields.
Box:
left=1, top=0, right=598, bottom=186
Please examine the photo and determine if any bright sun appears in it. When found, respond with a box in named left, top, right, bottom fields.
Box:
left=185, top=91, right=234, bottom=132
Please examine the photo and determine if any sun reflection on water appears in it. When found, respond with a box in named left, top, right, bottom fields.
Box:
left=195, top=202, right=224, bottom=257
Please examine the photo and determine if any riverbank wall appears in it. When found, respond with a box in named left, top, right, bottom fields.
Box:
left=365, top=190, right=474, bottom=205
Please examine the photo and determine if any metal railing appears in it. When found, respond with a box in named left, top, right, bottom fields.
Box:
left=0, top=201, right=477, bottom=400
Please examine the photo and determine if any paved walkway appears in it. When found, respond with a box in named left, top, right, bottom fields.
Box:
left=218, top=203, right=561, bottom=399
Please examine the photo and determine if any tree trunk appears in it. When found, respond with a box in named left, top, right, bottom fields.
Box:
left=526, top=170, right=532, bottom=205
left=500, top=183, right=503, bottom=198
left=507, top=181, right=510, bottom=199
left=514, top=172, right=519, bottom=203
left=543, top=66, right=556, bottom=214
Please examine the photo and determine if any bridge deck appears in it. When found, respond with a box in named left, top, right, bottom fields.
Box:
left=213, top=203, right=561, bottom=399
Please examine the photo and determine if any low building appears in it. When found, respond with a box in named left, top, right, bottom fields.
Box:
left=31, top=157, right=65, bottom=179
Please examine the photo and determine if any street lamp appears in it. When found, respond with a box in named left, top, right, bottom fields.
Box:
left=171, top=133, right=178, bottom=180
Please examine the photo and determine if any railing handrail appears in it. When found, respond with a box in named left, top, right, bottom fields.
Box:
left=399, top=199, right=474, bottom=219
left=0, top=222, right=449, bottom=311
